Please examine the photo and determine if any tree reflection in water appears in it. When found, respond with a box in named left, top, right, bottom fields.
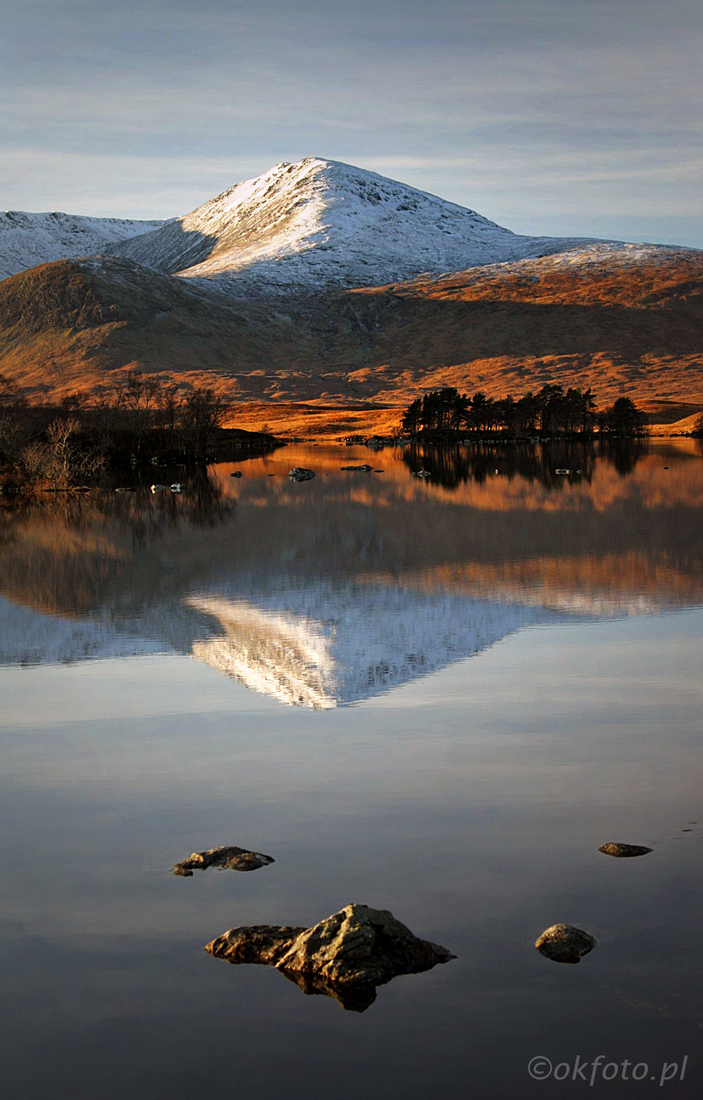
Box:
left=402, top=439, right=648, bottom=490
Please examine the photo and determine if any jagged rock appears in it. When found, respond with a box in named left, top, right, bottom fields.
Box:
left=599, top=842, right=653, bottom=858
left=288, top=467, right=315, bottom=481
left=535, top=923, right=597, bottom=964
left=172, top=844, right=274, bottom=877
left=341, top=464, right=373, bottom=472
left=206, top=925, right=306, bottom=964
left=205, top=903, right=455, bottom=1011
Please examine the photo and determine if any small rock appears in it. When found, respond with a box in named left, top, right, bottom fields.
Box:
left=230, top=471, right=243, bottom=478
left=288, top=468, right=315, bottom=481
left=535, top=924, right=597, bottom=964
left=172, top=845, right=274, bottom=877
left=413, top=469, right=431, bottom=478
left=599, top=842, right=653, bottom=858
left=340, top=464, right=373, bottom=472
left=206, top=903, right=455, bottom=1011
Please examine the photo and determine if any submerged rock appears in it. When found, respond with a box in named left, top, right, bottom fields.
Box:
left=535, top=923, right=597, bottom=964
left=288, top=467, right=315, bottom=481
left=341, top=464, right=373, bottom=472
left=599, top=842, right=653, bottom=858
left=172, top=844, right=274, bottom=877
left=205, top=902, right=455, bottom=1011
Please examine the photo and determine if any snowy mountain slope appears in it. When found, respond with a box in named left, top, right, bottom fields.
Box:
left=0, top=581, right=565, bottom=708
left=187, top=586, right=560, bottom=708
left=112, top=157, right=619, bottom=293
left=0, top=597, right=168, bottom=667
left=0, top=209, right=165, bottom=281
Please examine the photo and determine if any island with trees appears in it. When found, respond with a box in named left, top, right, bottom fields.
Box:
left=401, top=385, right=647, bottom=439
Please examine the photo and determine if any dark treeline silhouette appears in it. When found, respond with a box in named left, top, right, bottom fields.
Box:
left=401, top=385, right=647, bottom=438
left=403, top=437, right=648, bottom=491
left=0, top=370, right=277, bottom=490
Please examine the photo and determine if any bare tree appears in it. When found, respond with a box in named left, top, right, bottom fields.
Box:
left=115, top=369, right=162, bottom=454
left=21, top=417, right=104, bottom=487
left=179, top=387, right=225, bottom=460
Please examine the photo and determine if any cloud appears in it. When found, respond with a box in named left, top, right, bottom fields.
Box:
left=1, top=0, right=701, bottom=243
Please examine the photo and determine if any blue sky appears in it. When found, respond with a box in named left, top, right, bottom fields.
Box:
left=2, top=0, right=702, bottom=245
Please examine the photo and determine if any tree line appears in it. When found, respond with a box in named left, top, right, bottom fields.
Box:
left=401, top=385, right=647, bottom=438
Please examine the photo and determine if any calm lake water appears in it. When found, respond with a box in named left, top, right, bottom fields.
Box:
left=1, top=439, right=702, bottom=1098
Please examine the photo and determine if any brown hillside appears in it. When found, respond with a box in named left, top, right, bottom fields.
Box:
left=1, top=247, right=702, bottom=411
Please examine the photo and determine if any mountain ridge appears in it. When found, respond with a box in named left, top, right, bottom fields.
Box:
left=1, top=157, right=702, bottom=408
left=0, top=209, right=165, bottom=282
left=3, top=156, right=679, bottom=295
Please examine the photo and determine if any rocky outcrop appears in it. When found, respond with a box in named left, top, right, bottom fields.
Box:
left=598, top=842, right=653, bottom=858
left=172, top=845, right=274, bottom=877
left=206, top=925, right=307, bottom=964
left=288, top=468, right=315, bottom=481
left=535, top=923, right=597, bottom=964
left=205, top=903, right=455, bottom=1011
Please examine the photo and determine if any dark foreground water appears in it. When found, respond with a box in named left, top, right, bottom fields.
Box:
left=0, top=439, right=702, bottom=1098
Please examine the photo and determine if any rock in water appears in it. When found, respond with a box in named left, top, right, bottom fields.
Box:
left=535, top=923, right=597, bottom=964
left=288, top=467, right=315, bottom=481
left=275, top=903, right=454, bottom=983
left=206, top=925, right=306, bottom=965
left=205, top=903, right=455, bottom=1011
left=172, top=845, right=274, bottom=877
left=598, top=842, right=653, bottom=858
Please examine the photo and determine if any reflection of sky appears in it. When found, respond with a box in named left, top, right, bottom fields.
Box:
left=2, top=0, right=702, bottom=246
left=0, top=611, right=701, bottom=1096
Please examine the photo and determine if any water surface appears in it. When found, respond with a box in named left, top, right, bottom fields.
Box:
left=0, top=439, right=701, bottom=1097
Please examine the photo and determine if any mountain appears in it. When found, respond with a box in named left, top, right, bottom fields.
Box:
left=1, top=157, right=702, bottom=407
left=1, top=245, right=702, bottom=407
left=111, top=157, right=613, bottom=292
left=0, top=210, right=165, bottom=282
left=0, top=256, right=313, bottom=396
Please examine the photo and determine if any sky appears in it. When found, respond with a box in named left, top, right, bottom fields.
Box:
left=1, top=0, right=702, bottom=246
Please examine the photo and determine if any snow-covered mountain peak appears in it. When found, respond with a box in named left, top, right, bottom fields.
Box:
left=2, top=157, right=685, bottom=294
left=111, top=156, right=617, bottom=292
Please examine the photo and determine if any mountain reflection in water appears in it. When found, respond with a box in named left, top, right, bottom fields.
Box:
left=1, top=439, right=702, bottom=707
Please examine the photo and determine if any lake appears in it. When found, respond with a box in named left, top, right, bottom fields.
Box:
left=1, top=438, right=701, bottom=1098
